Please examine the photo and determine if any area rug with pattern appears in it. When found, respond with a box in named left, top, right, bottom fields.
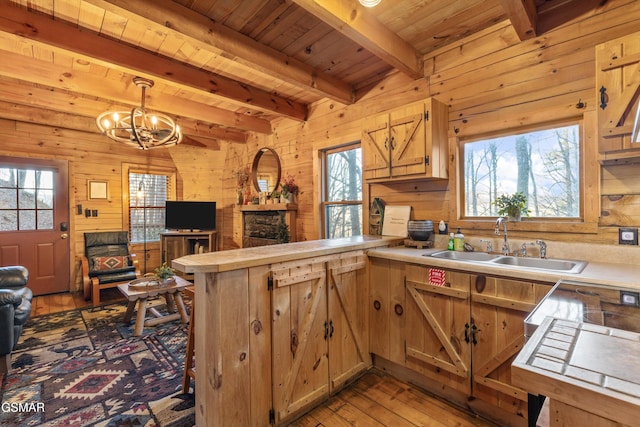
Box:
left=0, top=301, right=195, bottom=426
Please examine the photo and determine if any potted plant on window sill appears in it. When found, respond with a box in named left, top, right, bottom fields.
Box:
left=494, top=192, right=529, bottom=221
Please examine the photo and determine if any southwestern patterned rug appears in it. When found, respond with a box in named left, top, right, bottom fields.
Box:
left=0, top=301, right=195, bottom=426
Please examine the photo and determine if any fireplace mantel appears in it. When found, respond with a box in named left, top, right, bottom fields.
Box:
left=241, top=204, right=297, bottom=247
left=240, top=203, right=298, bottom=212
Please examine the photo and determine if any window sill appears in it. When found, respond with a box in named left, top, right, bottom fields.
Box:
left=450, top=218, right=598, bottom=234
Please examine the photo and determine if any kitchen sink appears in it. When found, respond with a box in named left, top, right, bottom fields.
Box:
left=425, top=250, right=587, bottom=274
left=427, top=250, right=501, bottom=262
left=489, top=256, right=587, bottom=273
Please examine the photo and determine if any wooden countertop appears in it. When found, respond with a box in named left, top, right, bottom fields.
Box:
left=366, top=246, right=640, bottom=289
left=512, top=317, right=640, bottom=425
left=171, top=235, right=402, bottom=273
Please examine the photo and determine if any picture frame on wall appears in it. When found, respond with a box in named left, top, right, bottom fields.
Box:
left=88, top=180, right=108, bottom=200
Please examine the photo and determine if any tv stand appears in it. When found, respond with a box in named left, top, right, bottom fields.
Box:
left=161, top=230, right=217, bottom=279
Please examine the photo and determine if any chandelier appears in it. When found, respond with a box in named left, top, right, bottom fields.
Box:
left=359, top=0, right=381, bottom=7
left=96, top=77, right=182, bottom=150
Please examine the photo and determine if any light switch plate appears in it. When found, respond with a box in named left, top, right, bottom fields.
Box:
left=619, top=227, right=638, bottom=245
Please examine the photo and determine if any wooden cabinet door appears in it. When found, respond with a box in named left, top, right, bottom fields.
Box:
left=271, top=258, right=329, bottom=424
left=470, top=276, right=551, bottom=421
left=368, top=257, right=406, bottom=365
left=596, top=30, right=640, bottom=155
left=404, top=264, right=471, bottom=395
left=362, top=112, right=391, bottom=180
left=389, top=101, right=427, bottom=178
left=326, top=251, right=371, bottom=391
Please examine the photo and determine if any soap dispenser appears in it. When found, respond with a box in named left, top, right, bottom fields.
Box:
left=447, top=233, right=455, bottom=250
left=454, top=227, right=465, bottom=251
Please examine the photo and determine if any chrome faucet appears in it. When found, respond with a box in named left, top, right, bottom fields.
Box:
left=495, top=217, right=510, bottom=255
left=480, top=239, right=493, bottom=253
left=520, top=242, right=535, bottom=257
left=536, top=240, right=547, bottom=259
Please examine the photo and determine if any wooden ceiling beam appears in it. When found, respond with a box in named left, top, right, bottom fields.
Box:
left=84, top=0, right=355, bottom=105
left=0, top=0, right=305, bottom=122
left=292, top=0, right=422, bottom=79
left=0, top=49, right=270, bottom=135
left=499, top=0, right=538, bottom=40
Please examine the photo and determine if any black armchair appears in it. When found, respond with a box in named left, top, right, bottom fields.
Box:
left=0, top=265, right=31, bottom=374
left=82, top=231, right=141, bottom=306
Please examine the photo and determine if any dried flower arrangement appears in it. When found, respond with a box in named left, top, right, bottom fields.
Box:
left=280, top=173, right=299, bottom=196
left=236, top=166, right=250, bottom=189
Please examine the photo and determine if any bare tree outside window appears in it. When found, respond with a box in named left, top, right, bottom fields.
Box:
left=463, top=123, right=580, bottom=218
left=322, top=144, right=362, bottom=238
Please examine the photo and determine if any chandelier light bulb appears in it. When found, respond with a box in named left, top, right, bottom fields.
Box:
left=359, top=0, right=381, bottom=7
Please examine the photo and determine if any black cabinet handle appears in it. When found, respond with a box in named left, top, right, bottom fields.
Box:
left=329, top=320, right=334, bottom=338
left=471, top=324, right=478, bottom=345
left=464, top=323, right=470, bottom=343
left=324, top=321, right=329, bottom=340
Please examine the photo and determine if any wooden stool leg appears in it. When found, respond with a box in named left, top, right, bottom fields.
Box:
left=182, top=295, right=195, bottom=393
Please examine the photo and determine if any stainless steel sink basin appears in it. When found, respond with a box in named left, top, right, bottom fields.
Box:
left=425, top=250, right=588, bottom=274
left=427, top=250, right=501, bottom=262
left=489, top=256, right=587, bottom=273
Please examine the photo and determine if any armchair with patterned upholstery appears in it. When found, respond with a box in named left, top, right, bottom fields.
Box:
left=0, top=265, right=31, bottom=374
left=82, top=231, right=141, bottom=306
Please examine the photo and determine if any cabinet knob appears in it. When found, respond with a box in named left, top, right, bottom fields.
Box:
left=373, top=300, right=381, bottom=310
left=394, top=304, right=403, bottom=316
left=475, top=275, right=486, bottom=293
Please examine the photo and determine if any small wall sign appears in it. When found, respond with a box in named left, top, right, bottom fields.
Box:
left=88, top=180, right=108, bottom=200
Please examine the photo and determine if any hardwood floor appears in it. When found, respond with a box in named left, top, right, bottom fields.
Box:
left=288, top=370, right=499, bottom=427
left=30, top=288, right=125, bottom=316
left=32, top=293, right=498, bottom=427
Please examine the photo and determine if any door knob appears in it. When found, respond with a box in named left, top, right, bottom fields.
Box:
left=61, top=233, right=69, bottom=239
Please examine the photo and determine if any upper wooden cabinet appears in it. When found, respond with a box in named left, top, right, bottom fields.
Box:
left=596, top=31, right=640, bottom=162
left=362, top=98, right=449, bottom=182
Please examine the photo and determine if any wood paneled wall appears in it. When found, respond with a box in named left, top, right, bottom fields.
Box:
left=256, top=0, right=640, bottom=247
left=0, top=117, right=230, bottom=291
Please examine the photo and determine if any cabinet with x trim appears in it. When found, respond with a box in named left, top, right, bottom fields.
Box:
left=270, top=251, right=370, bottom=425
left=362, top=98, right=448, bottom=182
left=373, top=261, right=552, bottom=423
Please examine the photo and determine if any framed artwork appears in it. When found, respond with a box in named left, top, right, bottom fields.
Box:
left=88, top=180, right=108, bottom=200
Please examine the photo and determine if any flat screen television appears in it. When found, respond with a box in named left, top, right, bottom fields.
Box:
left=165, top=201, right=216, bottom=231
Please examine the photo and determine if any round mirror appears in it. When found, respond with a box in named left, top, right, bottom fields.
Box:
left=252, top=147, right=281, bottom=195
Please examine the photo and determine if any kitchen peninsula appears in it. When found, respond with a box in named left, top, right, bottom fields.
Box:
left=171, top=236, right=400, bottom=426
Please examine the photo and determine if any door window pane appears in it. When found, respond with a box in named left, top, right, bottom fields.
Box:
left=0, top=167, right=55, bottom=231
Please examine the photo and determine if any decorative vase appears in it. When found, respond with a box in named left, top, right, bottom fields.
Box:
left=507, top=210, right=522, bottom=222
left=280, top=194, right=287, bottom=204
left=160, top=276, right=176, bottom=287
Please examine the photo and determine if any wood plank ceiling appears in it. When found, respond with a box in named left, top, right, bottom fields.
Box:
left=0, top=0, right=596, bottom=148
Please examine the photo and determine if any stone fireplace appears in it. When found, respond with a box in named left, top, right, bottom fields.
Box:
left=241, top=204, right=297, bottom=248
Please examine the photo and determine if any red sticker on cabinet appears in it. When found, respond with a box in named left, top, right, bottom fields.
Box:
left=429, top=268, right=446, bottom=287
